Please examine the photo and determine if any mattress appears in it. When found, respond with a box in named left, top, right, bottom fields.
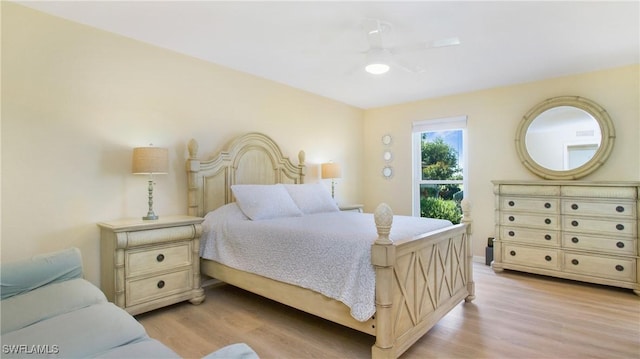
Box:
left=200, top=203, right=453, bottom=321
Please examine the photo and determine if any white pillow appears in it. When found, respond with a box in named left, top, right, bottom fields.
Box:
left=284, top=183, right=339, bottom=214
left=231, top=184, right=303, bottom=220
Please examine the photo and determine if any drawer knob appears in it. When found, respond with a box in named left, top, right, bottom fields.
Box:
left=508, top=231, right=515, bottom=237
left=615, top=265, right=624, bottom=272
left=544, top=202, right=551, bottom=209
left=616, top=241, right=625, bottom=248
left=571, top=237, right=579, bottom=243
left=545, top=218, right=551, bottom=225
left=571, top=220, right=579, bottom=227
left=544, top=234, right=551, bottom=240
left=571, top=203, right=579, bottom=210
left=156, top=254, right=165, bottom=262
left=510, top=250, right=516, bottom=256
left=616, top=224, right=624, bottom=231
left=157, top=280, right=165, bottom=289
left=571, top=259, right=579, bottom=265
left=616, top=206, right=625, bottom=213
left=508, top=216, right=515, bottom=222
left=508, top=201, right=515, bottom=207
left=545, top=255, right=552, bottom=262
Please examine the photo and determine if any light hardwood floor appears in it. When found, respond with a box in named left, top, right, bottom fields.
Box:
left=137, top=263, right=640, bottom=358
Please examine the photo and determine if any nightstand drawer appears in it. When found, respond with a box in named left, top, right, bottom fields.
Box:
left=126, top=269, right=193, bottom=307
left=126, top=243, right=192, bottom=278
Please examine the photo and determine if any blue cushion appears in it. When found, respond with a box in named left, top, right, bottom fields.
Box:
left=202, top=343, right=259, bottom=359
left=1, top=278, right=107, bottom=334
left=1, top=247, right=83, bottom=300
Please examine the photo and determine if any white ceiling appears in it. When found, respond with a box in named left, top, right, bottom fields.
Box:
left=18, top=1, right=640, bottom=109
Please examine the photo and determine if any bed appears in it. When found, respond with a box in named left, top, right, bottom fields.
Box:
left=186, top=132, right=475, bottom=359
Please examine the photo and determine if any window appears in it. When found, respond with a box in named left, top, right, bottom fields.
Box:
left=412, top=116, right=467, bottom=224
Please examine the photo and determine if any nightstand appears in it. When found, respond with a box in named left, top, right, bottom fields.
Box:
left=98, top=215, right=205, bottom=315
left=339, top=204, right=364, bottom=213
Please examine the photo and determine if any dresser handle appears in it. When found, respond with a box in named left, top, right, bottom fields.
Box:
left=544, top=202, right=551, bottom=209
left=544, top=234, right=551, bottom=240
left=157, top=280, right=165, bottom=289
left=616, top=206, right=625, bottom=213
left=156, top=254, right=165, bottom=262
left=508, top=231, right=515, bottom=237
left=508, top=201, right=515, bottom=207
left=571, top=203, right=579, bottom=210
left=508, top=216, right=515, bottom=222
left=571, top=259, right=579, bottom=265
left=545, top=255, right=552, bottom=262
left=545, top=218, right=551, bottom=225
left=616, top=224, right=624, bottom=231
left=571, top=237, right=579, bottom=243
left=571, top=220, right=579, bottom=227
left=615, top=265, right=624, bottom=272
left=616, top=241, right=625, bottom=248
left=510, top=250, right=516, bottom=256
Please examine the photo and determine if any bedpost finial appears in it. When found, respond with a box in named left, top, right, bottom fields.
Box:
left=298, top=150, right=306, bottom=165
left=374, top=203, right=393, bottom=243
left=188, top=139, right=199, bottom=159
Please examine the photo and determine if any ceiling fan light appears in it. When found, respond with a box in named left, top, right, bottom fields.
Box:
left=365, top=63, right=390, bottom=75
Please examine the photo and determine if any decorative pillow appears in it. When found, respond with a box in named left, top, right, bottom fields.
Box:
left=231, top=184, right=303, bottom=220
left=284, top=183, right=339, bottom=214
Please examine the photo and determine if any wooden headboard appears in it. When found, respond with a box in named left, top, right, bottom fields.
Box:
left=186, top=132, right=306, bottom=217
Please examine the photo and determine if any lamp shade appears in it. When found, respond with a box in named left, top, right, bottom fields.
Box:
left=132, top=147, right=169, bottom=174
left=321, top=162, right=342, bottom=179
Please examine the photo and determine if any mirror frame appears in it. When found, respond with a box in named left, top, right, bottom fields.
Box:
left=515, top=96, right=615, bottom=180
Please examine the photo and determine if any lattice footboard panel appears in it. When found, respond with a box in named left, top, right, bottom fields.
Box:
left=391, top=232, right=469, bottom=336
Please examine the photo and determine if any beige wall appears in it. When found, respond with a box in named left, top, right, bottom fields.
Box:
left=363, top=64, right=640, bottom=259
left=1, top=3, right=364, bottom=284
left=3, top=3, right=638, bottom=285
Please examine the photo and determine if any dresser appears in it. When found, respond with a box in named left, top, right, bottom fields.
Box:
left=492, top=181, right=639, bottom=295
left=98, top=215, right=205, bottom=315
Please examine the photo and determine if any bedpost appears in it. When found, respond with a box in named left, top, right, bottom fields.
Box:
left=298, top=150, right=306, bottom=184
left=187, top=139, right=201, bottom=217
left=461, top=199, right=476, bottom=302
left=371, top=203, right=395, bottom=359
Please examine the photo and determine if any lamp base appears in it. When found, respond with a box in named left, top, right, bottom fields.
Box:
left=142, top=214, right=159, bottom=221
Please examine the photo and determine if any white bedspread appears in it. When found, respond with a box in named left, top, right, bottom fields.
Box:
left=200, top=203, right=453, bottom=322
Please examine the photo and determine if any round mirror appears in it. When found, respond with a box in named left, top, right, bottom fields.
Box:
left=515, top=96, right=615, bottom=180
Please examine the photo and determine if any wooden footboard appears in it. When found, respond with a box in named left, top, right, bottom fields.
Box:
left=371, top=203, right=475, bottom=359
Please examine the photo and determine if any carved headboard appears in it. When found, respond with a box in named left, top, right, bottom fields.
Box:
left=186, top=132, right=306, bottom=217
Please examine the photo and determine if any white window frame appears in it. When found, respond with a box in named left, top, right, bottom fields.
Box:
left=411, top=116, right=468, bottom=217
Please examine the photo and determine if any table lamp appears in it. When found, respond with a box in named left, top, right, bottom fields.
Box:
left=132, top=146, right=168, bottom=220
left=321, top=162, right=342, bottom=199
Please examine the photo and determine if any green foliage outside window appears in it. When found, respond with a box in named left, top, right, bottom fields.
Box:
left=420, top=136, right=463, bottom=224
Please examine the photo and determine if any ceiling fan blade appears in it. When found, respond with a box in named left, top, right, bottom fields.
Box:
left=362, top=18, right=392, bottom=49
left=390, top=37, right=461, bottom=55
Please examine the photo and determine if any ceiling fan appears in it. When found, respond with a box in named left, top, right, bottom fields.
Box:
left=360, top=18, right=461, bottom=75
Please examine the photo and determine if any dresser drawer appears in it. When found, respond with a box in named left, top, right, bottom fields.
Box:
left=126, top=268, right=193, bottom=307
left=500, top=212, right=560, bottom=230
left=563, top=253, right=636, bottom=282
left=502, top=244, right=560, bottom=270
left=501, top=226, right=560, bottom=246
left=562, top=217, right=636, bottom=237
left=126, top=243, right=192, bottom=278
left=501, top=197, right=559, bottom=213
left=562, top=233, right=636, bottom=255
left=561, top=199, right=636, bottom=218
